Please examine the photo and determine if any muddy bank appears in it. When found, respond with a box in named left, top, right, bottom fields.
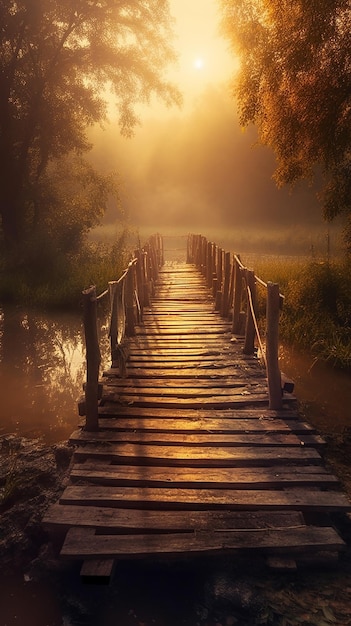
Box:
left=0, top=435, right=72, bottom=577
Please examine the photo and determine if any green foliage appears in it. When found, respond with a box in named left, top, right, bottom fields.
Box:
left=0, top=230, right=130, bottom=309
left=219, top=0, right=351, bottom=244
left=282, top=261, right=351, bottom=368
left=0, top=0, right=181, bottom=251
left=251, top=256, right=351, bottom=369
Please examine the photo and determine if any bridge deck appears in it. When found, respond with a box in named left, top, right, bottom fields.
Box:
left=43, top=263, right=351, bottom=579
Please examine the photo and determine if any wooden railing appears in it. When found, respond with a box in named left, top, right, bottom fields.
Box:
left=187, top=234, right=287, bottom=411
left=81, top=234, right=163, bottom=431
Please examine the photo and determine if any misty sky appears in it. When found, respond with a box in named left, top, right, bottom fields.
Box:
left=88, top=0, right=328, bottom=253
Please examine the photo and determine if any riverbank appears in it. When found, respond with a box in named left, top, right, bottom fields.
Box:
left=0, top=435, right=72, bottom=576
left=1, top=432, right=351, bottom=626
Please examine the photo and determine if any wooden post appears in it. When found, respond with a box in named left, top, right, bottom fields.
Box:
left=266, top=282, right=283, bottom=410
left=232, top=256, right=243, bottom=334
left=125, top=264, right=135, bottom=336
left=217, top=247, right=223, bottom=293
left=206, top=241, right=213, bottom=287
left=228, top=259, right=235, bottom=320
left=243, top=269, right=256, bottom=355
left=134, top=249, right=144, bottom=316
left=82, top=286, right=100, bottom=432
left=158, top=233, right=164, bottom=266
left=212, top=275, right=218, bottom=299
left=194, top=234, right=201, bottom=267
left=187, top=233, right=195, bottom=264
left=201, top=236, right=207, bottom=276
left=220, top=252, right=231, bottom=318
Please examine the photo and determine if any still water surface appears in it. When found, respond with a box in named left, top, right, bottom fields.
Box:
left=0, top=305, right=110, bottom=444
left=0, top=302, right=350, bottom=444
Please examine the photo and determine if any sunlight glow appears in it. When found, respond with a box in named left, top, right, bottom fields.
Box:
left=193, top=57, right=205, bottom=70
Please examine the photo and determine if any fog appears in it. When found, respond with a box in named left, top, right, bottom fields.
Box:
left=88, top=84, right=341, bottom=256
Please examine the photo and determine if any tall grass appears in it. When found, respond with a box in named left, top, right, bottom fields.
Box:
left=249, top=256, right=351, bottom=370
left=0, top=231, right=130, bottom=309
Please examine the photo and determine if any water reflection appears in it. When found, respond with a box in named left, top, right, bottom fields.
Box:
left=0, top=300, right=349, bottom=445
left=280, top=344, right=351, bottom=434
left=0, top=305, right=109, bottom=443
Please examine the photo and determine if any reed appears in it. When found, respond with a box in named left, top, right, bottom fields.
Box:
left=247, top=256, right=351, bottom=370
left=0, top=232, right=129, bottom=309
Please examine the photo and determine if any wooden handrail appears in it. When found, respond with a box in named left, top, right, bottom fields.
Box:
left=187, top=233, right=285, bottom=410
left=81, top=234, right=163, bottom=431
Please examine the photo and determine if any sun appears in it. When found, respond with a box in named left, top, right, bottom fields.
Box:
left=193, top=57, right=205, bottom=70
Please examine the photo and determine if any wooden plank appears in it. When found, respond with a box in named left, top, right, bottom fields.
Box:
left=127, top=348, right=236, bottom=355
left=135, top=329, right=232, bottom=336
left=105, top=368, right=263, bottom=379
left=60, top=485, right=351, bottom=511
left=60, top=526, right=345, bottom=559
left=80, top=551, right=115, bottom=584
left=139, top=324, right=232, bottom=332
left=142, top=313, right=221, bottom=319
left=72, top=443, right=322, bottom=466
left=126, top=355, right=246, bottom=363
left=135, top=336, right=233, bottom=344
left=43, top=505, right=306, bottom=533
left=102, top=386, right=269, bottom=399
left=99, top=405, right=302, bottom=420
left=266, top=557, right=297, bottom=570
left=128, top=345, right=248, bottom=353
left=70, top=463, right=337, bottom=489
left=95, top=406, right=301, bottom=421
left=69, top=429, right=325, bottom=448
left=100, top=393, right=272, bottom=410
left=92, top=416, right=315, bottom=435
left=103, top=377, right=266, bottom=389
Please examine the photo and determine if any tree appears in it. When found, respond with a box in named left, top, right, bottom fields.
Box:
left=219, top=0, right=351, bottom=242
left=0, top=0, right=181, bottom=254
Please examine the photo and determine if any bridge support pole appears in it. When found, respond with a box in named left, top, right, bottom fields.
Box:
left=83, top=286, right=101, bottom=431
left=266, top=282, right=283, bottom=410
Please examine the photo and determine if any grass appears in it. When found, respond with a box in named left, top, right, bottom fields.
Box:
left=246, top=255, right=351, bottom=370
left=0, top=231, right=130, bottom=309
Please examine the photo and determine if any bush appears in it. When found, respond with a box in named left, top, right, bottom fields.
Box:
left=249, top=256, right=351, bottom=369
left=0, top=230, right=130, bottom=309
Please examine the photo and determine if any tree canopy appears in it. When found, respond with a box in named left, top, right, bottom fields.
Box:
left=0, top=0, right=180, bottom=255
left=219, top=0, right=351, bottom=243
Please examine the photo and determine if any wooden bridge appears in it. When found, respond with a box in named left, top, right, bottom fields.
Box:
left=43, top=234, right=351, bottom=583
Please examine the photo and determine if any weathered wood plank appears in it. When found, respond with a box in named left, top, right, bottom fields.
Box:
left=126, top=355, right=248, bottom=363
left=102, top=386, right=268, bottom=399
left=84, top=416, right=316, bottom=435
left=100, top=393, right=273, bottom=410
left=70, top=463, right=337, bottom=489
left=70, top=429, right=325, bottom=448
left=60, top=526, right=345, bottom=559
left=43, top=505, right=306, bottom=533
left=140, top=319, right=232, bottom=326
left=135, top=329, right=232, bottom=337
left=72, top=443, right=321, bottom=466
left=103, top=377, right=266, bottom=389
left=95, top=406, right=301, bottom=421
left=60, top=485, right=351, bottom=512
left=80, top=554, right=115, bottom=584
left=104, top=367, right=263, bottom=379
